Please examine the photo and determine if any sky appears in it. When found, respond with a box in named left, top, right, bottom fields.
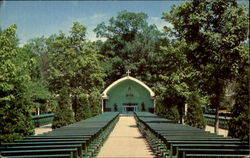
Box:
left=0, top=1, right=184, bottom=46
left=1, top=1, right=248, bottom=46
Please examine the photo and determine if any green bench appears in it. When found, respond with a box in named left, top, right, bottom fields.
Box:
left=0, top=148, right=78, bottom=158
left=14, top=138, right=89, bottom=151
left=2, top=141, right=86, bottom=157
left=170, top=144, right=250, bottom=157
left=5, top=154, right=71, bottom=158
left=134, top=112, right=249, bottom=158
left=179, top=148, right=250, bottom=158
left=165, top=140, right=248, bottom=150
left=26, top=136, right=92, bottom=139
left=15, top=138, right=90, bottom=142
left=0, top=112, right=120, bottom=158
left=185, top=153, right=250, bottom=157
left=32, top=113, right=55, bottom=127
left=0, top=144, right=83, bottom=157
left=2, top=141, right=86, bottom=146
left=157, top=137, right=241, bottom=154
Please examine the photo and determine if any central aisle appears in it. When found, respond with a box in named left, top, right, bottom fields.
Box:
left=97, top=115, right=155, bottom=158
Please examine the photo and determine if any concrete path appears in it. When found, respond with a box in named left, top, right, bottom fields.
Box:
left=97, top=116, right=155, bottom=158
left=35, top=124, right=52, bottom=135
left=205, top=125, right=228, bottom=137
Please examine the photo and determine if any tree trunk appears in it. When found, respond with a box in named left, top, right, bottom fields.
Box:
left=214, top=76, right=221, bottom=134
left=72, top=94, right=78, bottom=117
left=180, top=105, right=183, bottom=124
left=214, top=105, right=219, bottom=134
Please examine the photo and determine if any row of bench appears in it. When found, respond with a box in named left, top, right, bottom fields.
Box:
left=135, top=112, right=249, bottom=158
left=204, top=114, right=230, bottom=130
left=0, top=112, right=120, bottom=158
left=32, top=113, right=55, bottom=127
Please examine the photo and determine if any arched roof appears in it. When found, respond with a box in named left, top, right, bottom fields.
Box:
left=102, top=76, right=155, bottom=99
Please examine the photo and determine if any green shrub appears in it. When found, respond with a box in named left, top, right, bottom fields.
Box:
left=185, top=92, right=206, bottom=129
left=52, top=88, right=75, bottom=129
left=228, top=71, right=249, bottom=141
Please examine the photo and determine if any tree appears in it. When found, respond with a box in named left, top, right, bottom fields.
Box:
left=228, top=44, right=249, bottom=141
left=0, top=25, right=34, bottom=142
left=185, top=92, right=206, bottom=129
left=75, top=93, right=91, bottom=122
left=52, top=88, right=75, bottom=129
left=155, top=40, right=205, bottom=128
left=22, top=41, right=55, bottom=115
left=94, top=10, right=151, bottom=40
left=163, top=0, right=249, bottom=133
left=24, top=37, right=50, bottom=80
left=88, top=89, right=102, bottom=116
left=94, top=10, right=164, bottom=86
left=47, top=22, right=105, bottom=127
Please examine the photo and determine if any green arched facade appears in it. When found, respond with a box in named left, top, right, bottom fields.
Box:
left=102, top=76, right=155, bottom=114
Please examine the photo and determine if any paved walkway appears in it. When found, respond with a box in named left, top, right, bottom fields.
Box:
left=97, top=115, right=155, bottom=158
left=205, top=125, right=228, bottom=137
left=34, top=124, right=52, bottom=135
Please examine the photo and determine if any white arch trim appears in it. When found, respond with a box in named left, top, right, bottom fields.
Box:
left=102, top=76, right=155, bottom=99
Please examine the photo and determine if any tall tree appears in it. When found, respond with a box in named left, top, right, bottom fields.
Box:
left=228, top=44, right=249, bottom=141
left=22, top=40, right=54, bottom=115
left=185, top=92, right=206, bottom=129
left=155, top=40, right=205, bottom=128
left=94, top=10, right=164, bottom=86
left=0, top=25, right=34, bottom=142
left=47, top=22, right=105, bottom=127
left=52, top=87, right=75, bottom=129
left=163, top=0, right=249, bottom=133
left=24, top=37, right=50, bottom=80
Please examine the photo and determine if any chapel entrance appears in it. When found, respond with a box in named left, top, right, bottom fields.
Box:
left=122, top=106, right=138, bottom=114
left=101, top=71, right=155, bottom=113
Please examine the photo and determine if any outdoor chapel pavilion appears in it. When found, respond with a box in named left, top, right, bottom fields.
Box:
left=101, top=71, right=156, bottom=114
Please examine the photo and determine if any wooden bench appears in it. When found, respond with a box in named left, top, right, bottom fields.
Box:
left=0, top=148, right=78, bottom=158
left=0, top=144, right=83, bottom=157
left=134, top=112, right=249, bottom=158
left=0, top=112, right=120, bottom=158
left=14, top=138, right=90, bottom=150
left=179, top=148, right=250, bottom=158
left=1, top=142, right=86, bottom=157
left=14, top=138, right=90, bottom=143
left=5, top=154, right=71, bottom=158
left=170, top=143, right=250, bottom=157
left=185, top=153, right=250, bottom=157
left=26, top=136, right=92, bottom=139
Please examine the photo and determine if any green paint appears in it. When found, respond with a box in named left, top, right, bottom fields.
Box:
left=104, top=79, right=154, bottom=113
